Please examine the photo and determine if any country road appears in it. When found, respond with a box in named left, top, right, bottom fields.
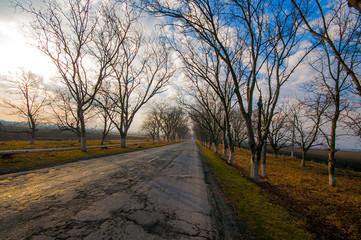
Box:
left=0, top=141, right=247, bottom=239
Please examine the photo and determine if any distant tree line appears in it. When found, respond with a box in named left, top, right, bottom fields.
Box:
left=141, top=103, right=190, bottom=143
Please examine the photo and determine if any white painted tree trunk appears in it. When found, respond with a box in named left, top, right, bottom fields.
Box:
left=222, top=145, right=227, bottom=161
left=261, top=143, right=266, bottom=178
left=250, top=154, right=260, bottom=183
left=228, top=148, right=234, bottom=165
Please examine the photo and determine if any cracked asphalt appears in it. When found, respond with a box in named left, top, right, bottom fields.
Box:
left=0, top=141, right=244, bottom=239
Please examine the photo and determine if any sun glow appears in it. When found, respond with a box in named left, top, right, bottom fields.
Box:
left=0, top=20, right=57, bottom=82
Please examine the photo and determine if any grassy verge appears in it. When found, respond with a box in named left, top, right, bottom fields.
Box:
left=197, top=142, right=312, bottom=240
left=0, top=140, right=175, bottom=175
left=233, top=148, right=361, bottom=240
left=0, top=138, right=144, bottom=150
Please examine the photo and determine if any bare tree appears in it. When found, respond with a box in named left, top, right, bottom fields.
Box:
left=49, top=89, right=84, bottom=142
left=292, top=0, right=361, bottom=97
left=230, top=108, right=248, bottom=150
left=1, top=70, right=47, bottom=144
left=309, top=45, right=351, bottom=187
left=16, top=0, right=125, bottom=151
left=189, top=102, right=222, bottom=152
left=141, top=104, right=164, bottom=143
left=103, top=37, right=173, bottom=147
left=176, top=36, right=236, bottom=164
left=344, top=101, right=361, bottom=141
left=160, top=106, right=184, bottom=142
left=267, top=109, right=291, bottom=158
left=141, top=117, right=158, bottom=143
left=289, top=95, right=329, bottom=167
left=143, top=103, right=190, bottom=143
left=94, top=83, right=115, bottom=145
left=180, top=79, right=225, bottom=154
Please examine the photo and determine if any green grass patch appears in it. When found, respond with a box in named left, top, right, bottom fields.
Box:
left=197, top=142, right=312, bottom=240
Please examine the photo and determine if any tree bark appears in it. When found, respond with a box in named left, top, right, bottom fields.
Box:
left=301, top=150, right=306, bottom=167
left=328, top=155, right=336, bottom=187
left=261, top=143, right=267, bottom=178
left=228, top=147, right=234, bottom=165
left=30, top=129, right=35, bottom=145
left=79, top=113, right=87, bottom=152
left=250, top=151, right=260, bottom=183
left=222, top=142, right=228, bottom=161
left=100, top=135, right=106, bottom=145
left=222, top=128, right=228, bottom=161
left=121, top=137, right=126, bottom=148
left=328, top=101, right=339, bottom=187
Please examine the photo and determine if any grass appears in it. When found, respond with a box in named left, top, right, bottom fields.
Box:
left=233, top=148, right=361, bottom=239
left=0, top=140, right=175, bottom=175
left=0, top=139, right=144, bottom=150
left=197, top=142, right=312, bottom=240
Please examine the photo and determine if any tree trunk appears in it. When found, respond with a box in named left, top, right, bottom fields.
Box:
left=30, top=129, right=35, bottom=145
left=301, top=150, right=306, bottom=167
left=80, top=123, right=86, bottom=152
left=328, top=158, right=336, bottom=187
left=250, top=146, right=262, bottom=182
left=273, top=147, right=278, bottom=158
left=250, top=151, right=260, bottom=183
left=100, top=134, right=106, bottom=145
left=328, top=106, right=339, bottom=187
left=121, top=137, right=126, bottom=148
left=226, top=133, right=234, bottom=165
left=228, top=147, right=234, bottom=165
left=261, top=143, right=267, bottom=178
left=222, top=143, right=228, bottom=161
left=79, top=109, right=87, bottom=152
left=215, top=143, right=219, bottom=154
left=222, top=128, right=228, bottom=161
left=328, top=147, right=337, bottom=187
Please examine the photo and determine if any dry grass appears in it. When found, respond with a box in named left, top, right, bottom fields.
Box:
left=0, top=140, right=174, bottom=175
left=233, top=148, right=361, bottom=240
left=0, top=138, right=147, bottom=150
left=198, top=143, right=312, bottom=240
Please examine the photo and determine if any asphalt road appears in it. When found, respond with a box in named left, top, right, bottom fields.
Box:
left=0, top=141, right=244, bottom=239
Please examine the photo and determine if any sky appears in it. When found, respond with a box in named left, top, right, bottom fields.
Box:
left=0, top=0, right=359, bottom=150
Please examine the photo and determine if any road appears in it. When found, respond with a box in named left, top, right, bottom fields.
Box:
left=0, top=141, right=246, bottom=239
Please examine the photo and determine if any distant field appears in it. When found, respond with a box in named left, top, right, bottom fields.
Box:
left=277, top=147, right=361, bottom=172
left=0, top=123, right=179, bottom=175
left=0, top=122, right=147, bottom=142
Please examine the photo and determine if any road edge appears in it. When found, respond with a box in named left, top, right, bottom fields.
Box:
left=197, top=143, right=252, bottom=240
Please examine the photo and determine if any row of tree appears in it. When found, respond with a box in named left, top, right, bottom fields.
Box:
left=144, top=0, right=361, bottom=187
left=1, top=0, right=173, bottom=150
left=141, top=104, right=190, bottom=143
